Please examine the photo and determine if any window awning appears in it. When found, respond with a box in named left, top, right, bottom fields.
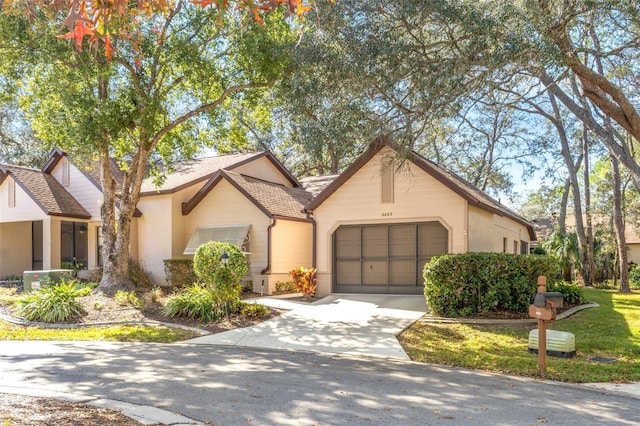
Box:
left=183, top=224, right=251, bottom=255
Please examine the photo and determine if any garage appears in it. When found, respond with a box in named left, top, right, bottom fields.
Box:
left=333, top=221, right=448, bottom=294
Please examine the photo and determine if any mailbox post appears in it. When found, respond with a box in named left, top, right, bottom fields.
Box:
left=528, top=276, right=564, bottom=375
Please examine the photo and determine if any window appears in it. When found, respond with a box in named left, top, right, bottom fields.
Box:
left=7, top=179, right=15, bottom=208
left=503, top=237, right=508, bottom=253
left=513, top=240, right=518, bottom=254
left=381, top=158, right=394, bottom=203
left=520, top=240, right=529, bottom=255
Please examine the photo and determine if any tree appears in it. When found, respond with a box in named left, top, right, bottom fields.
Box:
left=0, top=103, right=49, bottom=167
left=0, top=1, right=299, bottom=294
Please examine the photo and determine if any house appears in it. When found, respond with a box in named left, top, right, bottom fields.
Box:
left=0, top=151, right=101, bottom=278
left=134, top=151, right=312, bottom=292
left=0, top=139, right=535, bottom=297
left=305, top=138, right=536, bottom=295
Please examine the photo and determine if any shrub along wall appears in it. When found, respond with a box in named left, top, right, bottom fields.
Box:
left=163, top=259, right=197, bottom=288
left=423, top=252, right=557, bottom=317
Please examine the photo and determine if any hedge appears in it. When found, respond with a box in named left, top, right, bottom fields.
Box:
left=163, top=258, right=197, bottom=288
left=423, top=252, right=557, bottom=317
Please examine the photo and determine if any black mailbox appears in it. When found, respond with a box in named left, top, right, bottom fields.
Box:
left=534, top=291, right=563, bottom=308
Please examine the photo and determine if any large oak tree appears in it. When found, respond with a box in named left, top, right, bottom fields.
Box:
left=0, top=1, right=300, bottom=293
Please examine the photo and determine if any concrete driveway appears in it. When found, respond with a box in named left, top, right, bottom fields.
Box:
left=186, top=294, right=427, bottom=359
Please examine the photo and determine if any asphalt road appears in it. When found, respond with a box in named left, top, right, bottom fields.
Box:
left=0, top=341, right=638, bottom=425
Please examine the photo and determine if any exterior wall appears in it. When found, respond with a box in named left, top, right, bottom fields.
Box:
left=312, top=147, right=466, bottom=296
left=0, top=221, right=32, bottom=277
left=129, top=217, right=139, bottom=261
left=0, top=176, right=47, bottom=222
left=233, top=157, right=294, bottom=187
left=186, top=180, right=271, bottom=290
left=467, top=205, right=530, bottom=253
left=266, top=219, right=313, bottom=294
left=628, top=244, right=640, bottom=265
left=136, top=194, right=174, bottom=285
left=52, top=160, right=103, bottom=220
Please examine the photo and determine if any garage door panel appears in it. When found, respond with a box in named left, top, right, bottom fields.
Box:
left=362, top=260, right=388, bottom=285
left=362, top=226, right=387, bottom=257
left=390, top=225, right=416, bottom=257
left=336, top=260, right=361, bottom=285
left=336, top=227, right=361, bottom=258
left=390, top=259, right=416, bottom=286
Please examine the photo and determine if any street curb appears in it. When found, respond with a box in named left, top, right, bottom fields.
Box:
left=0, top=385, right=205, bottom=425
left=417, top=302, right=599, bottom=325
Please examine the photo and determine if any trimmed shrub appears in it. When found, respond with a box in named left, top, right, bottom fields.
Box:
left=193, top=241, right=248, bottom=287
left=163, top=258, right=197, bottom=288
left=289, top=267, right=317, bottom=300
left=17, top=280, right=90, bottom=323
left=547, top=281, right=585, bottom=305
left=423, top=252, right=557, bottom=317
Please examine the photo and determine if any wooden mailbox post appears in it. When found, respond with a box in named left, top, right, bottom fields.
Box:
left=528, top=276, right=563, bottom=375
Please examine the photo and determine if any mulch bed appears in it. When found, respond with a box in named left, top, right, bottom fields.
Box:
left=0, top=394, right=142, bottom=426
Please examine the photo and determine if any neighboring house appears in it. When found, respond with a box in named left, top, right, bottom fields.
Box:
left=135, top=151, right=311, bottom=292
left=0, top=152, right=97, bottom=278
left=305, top=138, right=536, bottom=295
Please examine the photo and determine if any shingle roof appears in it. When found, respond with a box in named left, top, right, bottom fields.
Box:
left=182, top=170, right=312, bottom=220
left=305, top=137, right=536, bottom=240
left=300, top=175, right=339, bottom=197
left=0, top=165, right=91, bottom=219
left=140, top=151, right=299, bottom=195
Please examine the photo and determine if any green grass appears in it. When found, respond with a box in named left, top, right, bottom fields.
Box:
left=0, top=320, right=199, bottom=342
left=399, top=288, right=640, bottom=383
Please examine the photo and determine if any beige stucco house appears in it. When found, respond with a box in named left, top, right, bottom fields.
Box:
left=1, top=140, right=536, bottom=297
left=135, top=151, right=312, bottom=293
left=305, top=139, right=536, bottom=296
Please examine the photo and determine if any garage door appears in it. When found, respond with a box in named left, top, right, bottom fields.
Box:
left=333, top=222, right=448, bottom=294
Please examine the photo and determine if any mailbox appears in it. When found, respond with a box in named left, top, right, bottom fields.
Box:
left=529, top=305, right=556, bottom=321
left=534, top=292, right=563, bottom=308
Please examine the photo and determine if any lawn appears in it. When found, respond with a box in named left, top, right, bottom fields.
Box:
left=0, top=320, right=199, bottom=342
left=399, top=288, right=640, bottom=383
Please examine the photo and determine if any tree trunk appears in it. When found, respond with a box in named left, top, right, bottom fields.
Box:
left=548, top=92, right=591, bottom=285
left=610, top=153, right=630, bottom=293
left=97, top=149, right=134, bottom=295
left=581, top=125, right=596, bottom=287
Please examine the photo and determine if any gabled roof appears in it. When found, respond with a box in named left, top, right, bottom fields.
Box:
left=43, top=148, right=125, bottom=193
left=0, top=165, right=91, bottom=219
left=305, top=137, right=536, bottom=240
left=182, top=169, right=313, bottom=221
left=140, top=151, right=300, bottom=195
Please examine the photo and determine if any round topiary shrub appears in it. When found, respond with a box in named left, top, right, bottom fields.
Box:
left=193, top=241, right=248, bottom=287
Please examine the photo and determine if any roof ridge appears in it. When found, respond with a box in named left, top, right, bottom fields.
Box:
left=1, top=164, right=42, bottom=172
